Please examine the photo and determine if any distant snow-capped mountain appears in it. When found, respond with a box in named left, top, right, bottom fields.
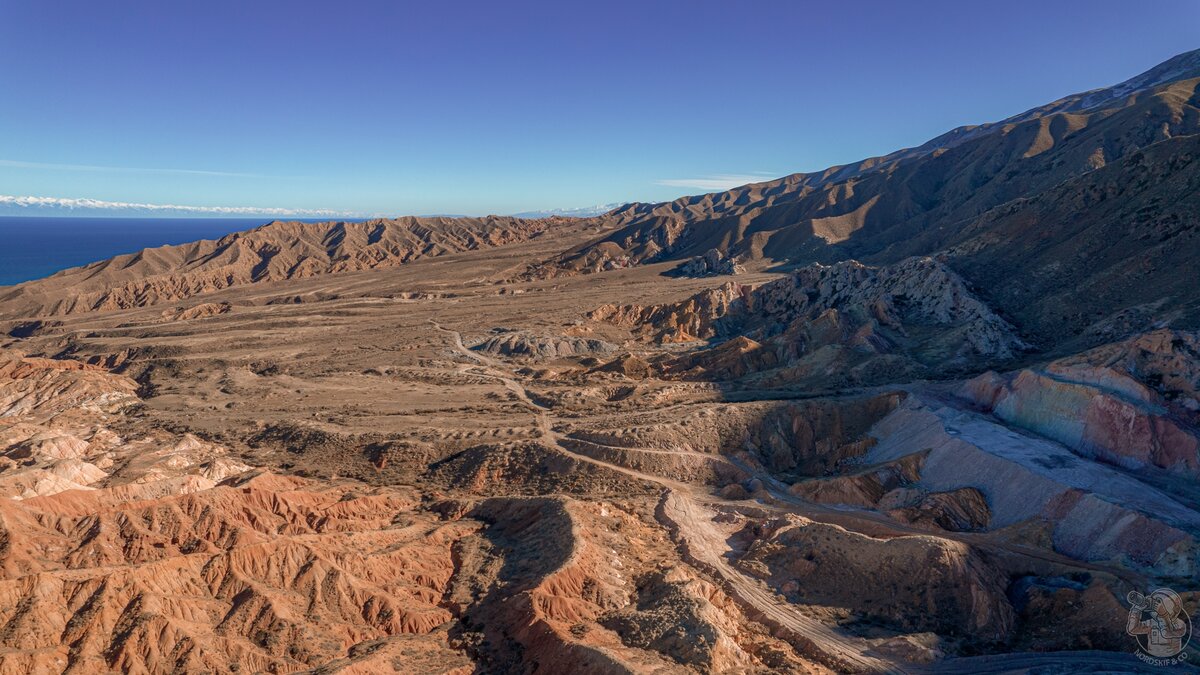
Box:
left=512, top=203, right=625, bottom=218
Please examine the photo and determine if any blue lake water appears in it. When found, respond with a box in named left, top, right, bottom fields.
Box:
left=0, top=217, right=299, bottom=287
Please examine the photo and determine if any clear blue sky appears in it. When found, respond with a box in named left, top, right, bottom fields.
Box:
left=1, top=0, right=1196, bottom=217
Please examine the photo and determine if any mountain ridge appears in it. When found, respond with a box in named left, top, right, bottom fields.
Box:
left=2, top=49, right=1198, bottom=344
left=0, top=216, right=580, bottom=318
left=523, top=48, right=1200, bottom=354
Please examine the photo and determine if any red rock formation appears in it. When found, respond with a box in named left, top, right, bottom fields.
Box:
left=961, top=331, right=1200, bottom=477
left=0, top=475, right=471, bottom=673
left=0, top=352, right=139, bottom=418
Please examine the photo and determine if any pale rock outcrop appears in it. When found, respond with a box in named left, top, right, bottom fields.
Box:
left=749, top=257, right=1026, bottom=360
left=0, top=351, right=252, bottom=503
left=0, top=458, right=107, bottom=499
left=589, top=282, right=748, bottom=343
left=677, top=249, right=745, bottom=277
left=474, top=331, right=618, bottom=359
left=590, top=257, right=1025, bottom=383
left=7, top=431, right=90, bottom=460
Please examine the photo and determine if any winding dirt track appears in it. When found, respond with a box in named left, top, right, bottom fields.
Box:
left=657, top=490, right=894, bottom=673
left=430, top=321, right=1163, bottom=674
left=432, top=321, right=885, bottom=670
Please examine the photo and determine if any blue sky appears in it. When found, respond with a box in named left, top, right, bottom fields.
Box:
left=1, top=0, right=1196, bottom=217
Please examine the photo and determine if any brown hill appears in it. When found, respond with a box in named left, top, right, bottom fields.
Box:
left=530, top=49, right=1200, bottom=349
left=0, top=216, right=575, bottom=319
left=904, top=134, right=1200, bottom=348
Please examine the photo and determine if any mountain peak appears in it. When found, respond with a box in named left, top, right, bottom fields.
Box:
left=1074, top=47, right=1200, bottom=109
left=1120, top=47, right=1200, bottom=90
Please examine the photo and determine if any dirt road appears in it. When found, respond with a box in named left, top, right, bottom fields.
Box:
left=431, top=321, right=1162, bottom=674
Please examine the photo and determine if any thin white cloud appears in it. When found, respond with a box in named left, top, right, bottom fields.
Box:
left=655, top=173, right=778, bottom=191
left=0, top=194, right=357, bottom=218
left=0, top=158, right=293, bottom=179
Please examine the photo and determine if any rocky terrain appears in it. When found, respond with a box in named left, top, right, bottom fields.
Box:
left=587, top=256, right=1027, bottom=387
left=0, top=51, right=1198, bottom=674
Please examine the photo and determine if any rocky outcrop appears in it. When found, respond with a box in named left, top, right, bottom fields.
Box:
left=661, top=335, right=781, bottom=379
left=588, top=282, right=748, bottom=343
left=591, top=257, right=1024, bottom=383
left=474, top=331, right=618, bottom=359
left=886, top=487, right=992, bottom=532
left=749, top=257, right=1027, bottom=361
left=158, top=301, right=232, bottom=322
left=1049, top=329, right=1200, bottom=410
left=598, top=257, right=1024, bottom=360
left=731, top=513, right=1015, bottom=641
left=788, top=454, right=924, bottom=508
left=600, top=568, right=751, bottom=670
left=0, top=350, right=252, bottom=501
left=788, top=456, right=991, bottom=532
left=676, top=249, right=745, bottom=277
left=588, top=353, right=656, bottom=379
left=0, top=351, right=139, bottom=418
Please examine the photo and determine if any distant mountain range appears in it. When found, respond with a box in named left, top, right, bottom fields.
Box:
left=0, top=195, right=358, bottom=219
left=512, top=203, right=626, bottom=218
left=0, top=195, right=628, bottom=221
